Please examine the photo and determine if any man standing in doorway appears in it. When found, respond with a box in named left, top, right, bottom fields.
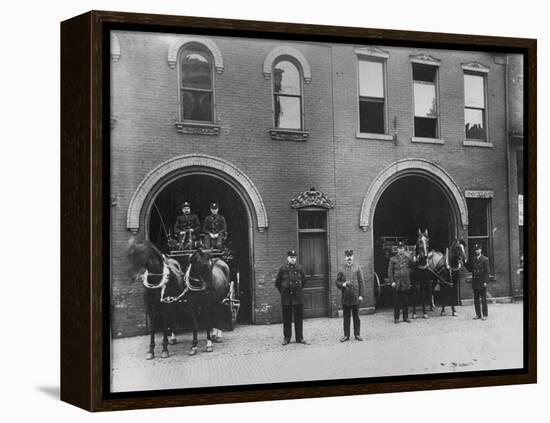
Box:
left=275, top=250, right=308, bottom=345
left=388, top=241, right=414, bottom=324
left=336, top=250, right=364, bottom=342
left=468, top=243, right=490, bottom=320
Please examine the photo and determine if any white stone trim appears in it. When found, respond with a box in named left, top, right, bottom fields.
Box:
left=167, top=37, right=224, bottom=74
left=111, top=33, right=121, bottom=62
left=263, top=46, right=312, bottom=83
left=127, top=154, right=268, bottom=233
left=354, top=46, right=390, bottom=59
left=356, top=132, right=394, bottom=141
left=461, top=61, right=490, bottom=73
left=465, top=190, right=494, bottom=198
left=463, top=140, right=493, bottom=148
left=411, top=137, right=445, bottom=145
left=410, top=54, right=441, bottom=66
left=359, top=158, right=468, bottom=231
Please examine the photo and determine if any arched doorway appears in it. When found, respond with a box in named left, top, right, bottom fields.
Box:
left=146, top=173, right=253, bottom=324
left=373, top=175, right=457, bottom=307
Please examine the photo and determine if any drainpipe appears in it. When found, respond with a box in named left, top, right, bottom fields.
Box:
left=504, top=54, right=515, bottom=299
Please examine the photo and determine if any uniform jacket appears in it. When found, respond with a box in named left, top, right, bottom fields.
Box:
left=336, top=263, right=364, bottom=306
left=203, top=214, right=227, bottom=235
left=174, top=213, right=201, bottom=234
left=275, top=264, right=307, bottom=306
left=467, top=254, right=490, bottom=290
left=387, top=253, right=414, bottom=291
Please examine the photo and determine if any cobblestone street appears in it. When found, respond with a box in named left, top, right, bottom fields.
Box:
left=111, top=302, right=523, bottom=392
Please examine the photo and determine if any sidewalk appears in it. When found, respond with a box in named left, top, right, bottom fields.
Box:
left=111, top=302, right=524, bottom=392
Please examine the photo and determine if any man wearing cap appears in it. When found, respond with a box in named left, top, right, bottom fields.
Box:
left=173, top=202, right=201, bottom=250
left=202, top=202, right=227, bottom=249
left=388, top=241, right=414, bottom=324
left=467, top=243, right=490, bottom=320
left=336, top=250, right=364, bottom=342
left=275, top=250, right=308, bottom=345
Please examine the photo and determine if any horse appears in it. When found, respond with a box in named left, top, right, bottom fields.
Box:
left=185, top=248, right=231, bottom=355
left=411, top=229, right=433, bottom=319
left=426, top=238, right=467, bottom=316
left=127, top=237, right=186, bottom=359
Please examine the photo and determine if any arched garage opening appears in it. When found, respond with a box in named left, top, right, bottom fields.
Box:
left=373, top=176, right=455, bottom=307
left=360, top=159, right=468, bottom=309
left=147, top=173, right=252, bottom=324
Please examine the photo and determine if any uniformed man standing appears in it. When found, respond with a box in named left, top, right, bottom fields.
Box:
left=202, top=202, right=227, bottom=249
left=173, top=201, right=201, bottom=250
left=468, top=243, right=490, bottom=320
left=275, top=250, right=308, bottom=345
left=388, top=241, right=414, bottom=324
left=336, top=250, right=364, bottom=342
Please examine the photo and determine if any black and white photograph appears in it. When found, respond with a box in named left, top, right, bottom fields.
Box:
left=108, top=28, right=527, bottom=393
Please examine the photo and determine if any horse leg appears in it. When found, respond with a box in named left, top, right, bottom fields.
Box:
left=205, top=299, right=214, bottom=353
left=168, top=310, right=177, bottom=345
left=189, top=303, right=199, bottom=356
left=411, top=285, right=417, bottom=319
left=161, top=312, right=169, bottom=359
left=146, top=313, right=155, bottom=360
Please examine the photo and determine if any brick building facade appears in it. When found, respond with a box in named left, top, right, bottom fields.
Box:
left=109, top=31, right=524, bottom=337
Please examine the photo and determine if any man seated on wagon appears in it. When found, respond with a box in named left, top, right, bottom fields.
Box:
left=202, top=202, right=227, bottom=250
left=173, top=201, right=201, bottom=250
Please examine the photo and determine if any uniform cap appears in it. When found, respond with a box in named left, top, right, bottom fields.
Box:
left=397, top=241, right=405, bottom=248
left=474, top=243, right=482, bottom=250
left=345, top=249, right=354, bottom=257
left=210, top=202, right=219, bottom=209
left=287, top=250, right=297, bottom=257
left=182, top=201, right=191, bottom=208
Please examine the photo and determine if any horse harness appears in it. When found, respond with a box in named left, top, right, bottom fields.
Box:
left=140, top=256, right=209, bottom=304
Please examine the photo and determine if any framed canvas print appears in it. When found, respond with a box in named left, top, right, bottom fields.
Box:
left=60, top=10, right=536, bottom=411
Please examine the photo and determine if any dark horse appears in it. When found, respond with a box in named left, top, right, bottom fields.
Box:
left=412, top=229, right=433, bottom=319
left=426, top=237, right=467, bottom=316
left=185, top=248, right=231, bottom=355
left=127, top=237, right=185, bottom=359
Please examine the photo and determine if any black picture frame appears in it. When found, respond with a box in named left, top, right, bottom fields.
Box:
left=60, top=10, right=536, bottom=411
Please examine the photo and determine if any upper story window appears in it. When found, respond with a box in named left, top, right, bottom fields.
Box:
left=462, top=61, right=491, bottom=147
left=358, top=59, right=386, bottom=134
left=412, top=63, right=439, bottom=139
left=273, top=59, right=303, bottom=130
left=179, top=45, right=214, bottom=123
left=464, top=73, right=486, bottom=141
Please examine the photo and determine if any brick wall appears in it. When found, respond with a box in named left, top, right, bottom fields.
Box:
left=110, top=31, right=518, bottom=337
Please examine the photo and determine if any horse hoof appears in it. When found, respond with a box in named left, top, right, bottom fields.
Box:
left=169, top=337, right=177, bottom=345
left=412, top=314, right=417, bottom=319
left=161, top=350, right=169, bottom=359
left=206, top=346, right=213, bottom=352
left=189, top=348, right=198, bottom=356
left=213, top=336, right=223, bottom=343
left=146, top=352, right=154, bottom=360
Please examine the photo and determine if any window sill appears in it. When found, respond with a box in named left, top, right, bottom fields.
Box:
left=463, top=140, right=493, bottom=148
left=175, top=121, right=221, bottom=136
left=356, top=132, right=394, bottom=141
left=269, top=128, right=309, bottom=142
left=411, top=137, right=445, bottom=145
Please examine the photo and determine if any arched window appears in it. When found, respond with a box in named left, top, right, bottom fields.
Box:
left=179, top=45, right=214, bottom=123
left=273, top=59, right=303, bottom=130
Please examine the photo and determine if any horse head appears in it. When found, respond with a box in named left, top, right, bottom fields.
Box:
left=447, top=238, right=467, bottom=269
left=415, top=228, right=430, bottom=265
left=127, top=237, right=165, bottom=280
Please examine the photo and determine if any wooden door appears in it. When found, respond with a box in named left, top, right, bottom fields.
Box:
left=298, top=210, right=328, bottom=318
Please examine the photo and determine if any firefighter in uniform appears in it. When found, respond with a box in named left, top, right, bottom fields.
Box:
left=173, top=201, right=201, bottom=250
left=467, top=243, right=490, bottom=320
left=388, top=241, right=414, bottom=324
left=275, top=250, right=308, bottom=345
left=202, top=202, right=227, bottom=249
left=336, top=249, right=364, bottom=342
